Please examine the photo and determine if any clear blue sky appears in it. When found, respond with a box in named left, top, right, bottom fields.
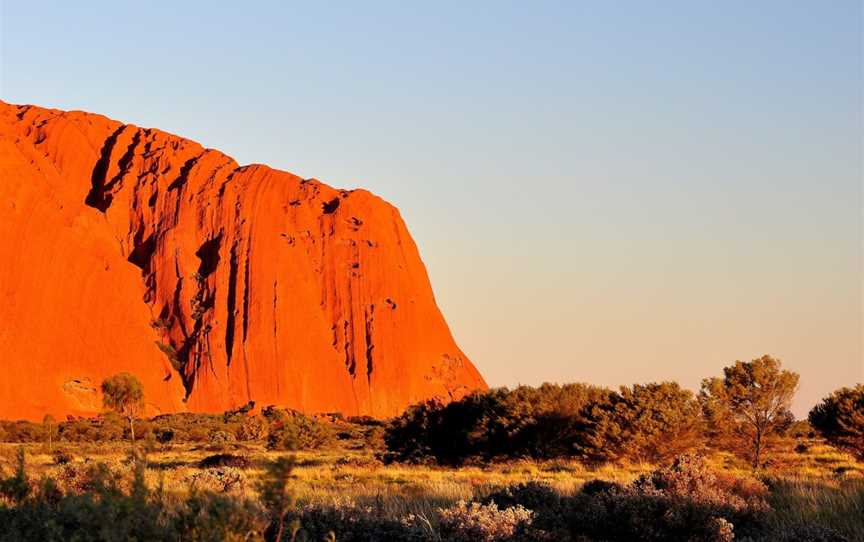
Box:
left=1, top=1, right=861, bottom=415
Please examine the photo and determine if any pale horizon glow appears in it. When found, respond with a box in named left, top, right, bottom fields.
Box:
left=1, top=1, right=861, bottom=416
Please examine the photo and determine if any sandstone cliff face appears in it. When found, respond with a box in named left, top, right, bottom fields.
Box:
left=0, top=102, right=486, bottom=420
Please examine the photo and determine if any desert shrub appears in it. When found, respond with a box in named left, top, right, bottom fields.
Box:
left=147, top=412, right=227, bottom=443
left=481, top=481, right=560, bottom=512
left=209, top=430, right=235, bottom=444
left=154, top=427, right=175, bottom=444
left=385, top=384, right=609, bottom=465
left=385, top=382, right=707, bottom=466
left=265, top=410, right=334, bottom=451
left=579, top=479, right=626, bottom=496
left=784, top=420, right=813, bottom=439
left=499, top=384, right=610, bottom=458
left=335, top=420, right=387, bottom=452
left=438, top=500, right=534, bottom=542
left=420, top=390, right=515, bottom=463
left=383, top=400, right=440, bottom=463
left=236, top=415, right=269, bottom=441
left=0, top=448, right=30, bottom=505
left=52, top=449, right=73, bottom=466
left=57, top=413, right=126, bottom=442
left=566, top=453, right=769, bottom=541
left=480, top=481, right=566, bottom=537
left=0, top=421, right=42, bottom=443
left=347, top=415, right=386, bottom=426
left=575, top=382, right=703, bottom=464
left=0, top=451, right=266, bottom=541
left=292, top=500, right=426, bottom=541
left=199, top=453, right=251, bottom=469
left=809, top=384, right=864, bottom=460
left=360, top=424, right=386, bottom=451
left=334, top=455, right=383, bottom=469
left=2, top=408, right=293, bottom=446
left=119, top=410, right=270, bottom=445
left=185, top=467, right=247, bottom=493
left=54, top=462, right=119, bottom=494
left=384, top=390, right=517, bottom=465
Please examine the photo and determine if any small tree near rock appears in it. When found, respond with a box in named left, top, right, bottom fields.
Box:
left=101, top=373, right=145, bottom=443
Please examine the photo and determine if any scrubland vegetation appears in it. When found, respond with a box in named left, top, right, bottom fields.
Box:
left=0, top=355, right=861, bottom=541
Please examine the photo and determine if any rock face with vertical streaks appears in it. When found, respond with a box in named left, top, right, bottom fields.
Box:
left=0, top=102, right=486, bottom=420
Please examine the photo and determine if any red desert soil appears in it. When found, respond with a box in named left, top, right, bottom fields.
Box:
left=0, top=102, right=486, bottom=420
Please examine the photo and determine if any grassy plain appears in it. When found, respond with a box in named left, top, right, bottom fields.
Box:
left=1, top=432, right=862, bottom=540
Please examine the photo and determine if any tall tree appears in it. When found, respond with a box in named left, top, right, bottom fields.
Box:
left=699, top=355, right=798, bottom=468
left=809, top=384, right=864, bottom=460
left=101, top=373, right=145, bottom=443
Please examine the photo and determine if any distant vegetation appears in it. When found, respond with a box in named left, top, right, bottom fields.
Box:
left=0, top=355, right=861, bottom=541
left=809, top=384, right=864, bottom=461
left=0, top=355, right=860, bottom=471
left=386, top=356, right=811, bottom=469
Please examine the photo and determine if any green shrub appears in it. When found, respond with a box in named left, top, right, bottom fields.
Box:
left=52, top=449, right=73, bottom=466
left=566, top=453, right=768, bottom=541
left=57, top=414, right=126, bottom=442
left=480, top=481, right=566, bottom=536
left=438, top=501, right=534, bottom=542
left=384, top=382, right=705, bottom=465
left=384, top=391, right=513, bottom=465
left=0, top=448, right=30, bottom=505
left=0, top=449, right=267, bottom=541
left=575, top=382, right=704, bottom=464
left=265, top=410, right=334, bottom=451
left=809, top=385, right=864, bottom=460
left=0, top=421, right=42, bottom=443
left=385, top=384, right=610, bottom=465
left=236, top=415, right=269, bottom=441
left=291, top=500, right=424, bottom=541
left=199, top=453, right=251, bottom=469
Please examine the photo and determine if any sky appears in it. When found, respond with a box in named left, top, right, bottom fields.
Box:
left=1, top=1, right=861, bottom=416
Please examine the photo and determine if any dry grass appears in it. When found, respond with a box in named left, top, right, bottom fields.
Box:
left=765, top=477, right=864, bottom=539
left=0, top=442, right=648, bottom=508
left=1, top=439, right=862, bottom=540
left=2, top=438, right=859, bottom=502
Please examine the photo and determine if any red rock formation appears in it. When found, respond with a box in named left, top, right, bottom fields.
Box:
left=0, top=102, right=486, bottom=421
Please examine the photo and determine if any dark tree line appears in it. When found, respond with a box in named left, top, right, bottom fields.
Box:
left=809, top=384, right=864, bottom=460
left=386, top=355, right=859, bottom=469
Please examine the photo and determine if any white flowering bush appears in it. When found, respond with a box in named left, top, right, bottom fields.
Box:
left=437, top=500, right=534, bottom=542
left=567, top=454, right=770, bottom=541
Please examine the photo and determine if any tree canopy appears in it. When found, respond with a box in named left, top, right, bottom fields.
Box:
left=699, top=355, right=798, bottom=468
left=809, top=384, right=864, bottom=460
left=101, top=372, right=145, bottom=442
